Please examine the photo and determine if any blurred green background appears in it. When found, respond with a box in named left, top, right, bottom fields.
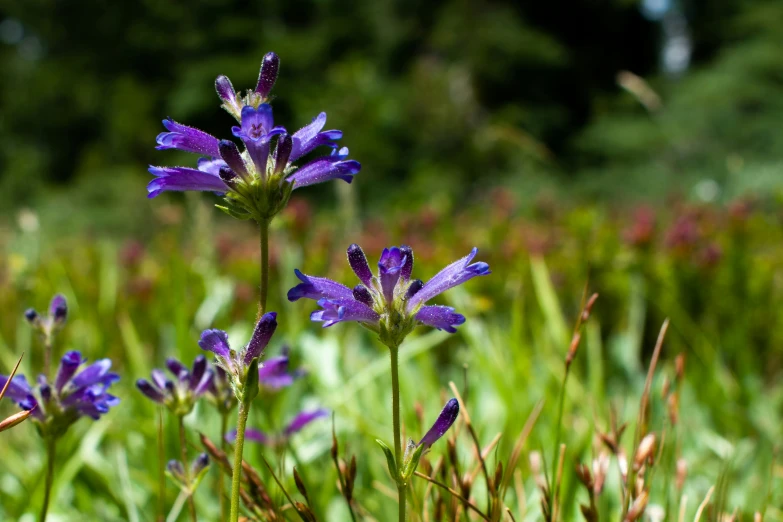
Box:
left=2, top=0, right=783, bottom=520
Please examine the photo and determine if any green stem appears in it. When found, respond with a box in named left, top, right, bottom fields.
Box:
left=257, top=219, right=270, bottom=320
left=389, top=345, right=406, bottom=522
left=39, top=437, right=57, bottom=522
left=43, top=335, right=52, bottom=380
left=229, top=401, right=250, bottom=522
left=178, top=417, right=197, bottom=522
left=549, top=365, right=570, bottom=522
left=158, top=408, right=166, bottom=522
left=219, top=412, right=228, bottom=521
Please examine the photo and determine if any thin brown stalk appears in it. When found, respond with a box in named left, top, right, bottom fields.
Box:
left=414, top=471, right=491, bottom=521
left=551, top=444, right=566, bottom=522
left=0, top=353, right=24, bottom=401
left=694, top=487, right=714, bottom=522
left=500, top=400, right=544, bottom=497
left=448, top=381, right=494, bottom=498
left=677, top=495, right=688, bottom=522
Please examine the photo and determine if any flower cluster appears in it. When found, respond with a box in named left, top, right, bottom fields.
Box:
left=288, top=244, right=490, bottom=347
left=148, top=52, right=361, bottom=222
left=136, top=355, right=213, bottom=416
left=0, top=350, right=120, bottom=438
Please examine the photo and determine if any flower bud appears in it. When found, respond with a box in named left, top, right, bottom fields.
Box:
left=167, top=460, right=185, bottom=480
left=218, top=140, right=249, bottom=180
left=255, top=52, right=280, bottom=98
left=633, top=433, right=656, bottom=471
left=419, top=398, right=459, bottom=450
left=352, top=285, right=373, bottom=307
left=24, top=308, right=38, bottom=324
left=49, top=294, right=67, bottom=325
left=347, top=244, right=373, bottom=286
left=274, top=134, right=293, bottom=175
left=191, top=453, right=210, bottom=476
left=405, top=279, right=423, bottom=299
left=215, top=75, right=236, bottom=104
left=399, top=245, right=414, bottom=280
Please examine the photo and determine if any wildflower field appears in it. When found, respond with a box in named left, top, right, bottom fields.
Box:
left=3, top=2, right=783, bottom=520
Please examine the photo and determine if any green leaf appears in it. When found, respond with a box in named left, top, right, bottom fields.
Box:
left=375, top=439, right=398, bottom=482
left=401, top=442, right=425, bottom=481
left=243, top=357, right=260, bottom=406
left=215, top=204, right=252, bottom=220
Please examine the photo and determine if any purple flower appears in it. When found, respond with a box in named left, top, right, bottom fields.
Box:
left=288, top=244, right=490, bottom=345
left=257, top=349, right=305, bottom=390
left=198, top=313, right=279, bottom=397
left=418, top=398, right=459, bottom=450
left=0, top=351, right=120, bottom=436
left=226, top=408, right=328, bottom=447
left=147, top=52, right=360, bottom=221
left=136, top=355, right=212, bottom=416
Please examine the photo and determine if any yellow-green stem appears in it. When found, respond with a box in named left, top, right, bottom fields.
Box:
left=549, top=365, right=570, bottom=521
left=39, top=437, right=57, bottom=522
left=178, top=417, right=197, bottom=522
left=219, top=412, right=228, bottom=521
left=229, top=401, right=250, bottom=522
left=390, top=345, right=406, bottom=522
left=158, top=409, right=165, bottom=522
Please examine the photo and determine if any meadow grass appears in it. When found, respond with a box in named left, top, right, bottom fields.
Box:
left=0, top=195, right=781, bottom=521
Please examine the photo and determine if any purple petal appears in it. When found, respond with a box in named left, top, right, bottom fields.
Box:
left=156, top=119, right=220, bottom=157
left=274, top=134, right=293, bottom=175
left=284, top=409, right=329, bottom=436
left=71, top=359, right=112, bottom=389
left=347, top=244, right=373, bottom=286
left=215, top=75, right=237, bottom=105
left=290, top=112, right=326, bottom=161
left=166, top=358, right=189, bottom=381
left=311, top=298, right=380, bottom=328
left=289, top=150, right=360, bottom=188
left=0, top=374, right=37, bottom=410
left=406, top=248, right=490, bottom=310
left=226, top=428, right=269, bottom=445
left=244, top=312, right=278, bottom=365
left=352, top=285, right=374, bottom=307
left=151, top=369, right=169, bottom=390
left=399, top=246, right=414, bottom=281
left=48, top=294, right=68, bottom=323
left=196, top=157, right=229, bottom=176
left=199, top=329, right=231, bottom=359
left=137, top=379, right=165, bottom=403
left=258, top=355, right=296, bottom=389
left=55, top=350, right=85, bottom=392
left=218, top=140, right=249, bottom=179
left=415, top=306, right=466, bottom=334
left=378, top=247, right=406, bottom=303
left=193, top=369, right=213, bottom=396
left=147, top=166, right=228, bottom=198
left=418, top=398, right=459, bottom=449
left=287, top=269, right=353, bottom=302
left=189, top=355, right=207, bottom=390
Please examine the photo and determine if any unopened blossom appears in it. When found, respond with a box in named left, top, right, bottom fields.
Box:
left=24, top=294, right=68, bottom=337
left=418, top=398, right=459, bottom=450
left=136, top=355, right=212, bottom=416
left=147, top=52, right=360, bottom=221
left=227, top=408, right=328, bottom=447
left=0, top=351, right=119, bottom=438
left=167, top=453, right=210, bottom=489
left=198, top=312, right=278, bottom=398
left=288, top=244, right=490, bottom=346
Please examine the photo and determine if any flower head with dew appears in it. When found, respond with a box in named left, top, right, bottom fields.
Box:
left=147, top=52, right=361, bottom=222
left=0, top=351, right=119, bottom=439
left=198, top=312, right=278, bottom=402
left=136, top=355, right=213, bottom=417
left=288, top=244, right=490, bottom=348
left=226, top=409, right=328, bottom=448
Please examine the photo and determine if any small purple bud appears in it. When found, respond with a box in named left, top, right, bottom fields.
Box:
left=136, top=379, right=165, bottom=403
left=399, top=246, right=414, bottom=281
left=40, top=383, right=52, bottom=402
left=49, top=294, right=67, bottom=324
left=192, top=453, right=210, bottom=476
left=215, top=75, right=236, bottom=103
left=55, top=350, right=84, bottom=392
left=347, top=244, right=373, bottom=286
left=352, top=285, right=374, bottom=307
left=244, top=312, right=278, bottom=365
left=274, top=134, right=292, bottom=175
left=24, top=308, right=38, bottom=323
left=218, top=140, right=248, bottom=179
left=255, top=52, right=280, bottom=98
left=218, top=166, right=238, bottom=187
left=167, top=460, right=185, bottom=479
left=166, top=358, right=189, bottom=381
left=405, top=279, right=424, bottom=299
left=189, top=355, right=207, bottom=391
left=418, top=398, right=459, bottom=450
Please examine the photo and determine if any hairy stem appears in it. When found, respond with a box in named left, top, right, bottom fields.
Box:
left=219, top=412, right=228, bottom=521
left=389, top=345, right=406, bottom=522
left=158, top=408, right=165, bottom=522
left=178, top=417, right=197, bottom=522
left=257, top=219, right=270, bottom=321
left=39, top=437, right=57, bottom=522
left=229, top=401, right=250, bottom=522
